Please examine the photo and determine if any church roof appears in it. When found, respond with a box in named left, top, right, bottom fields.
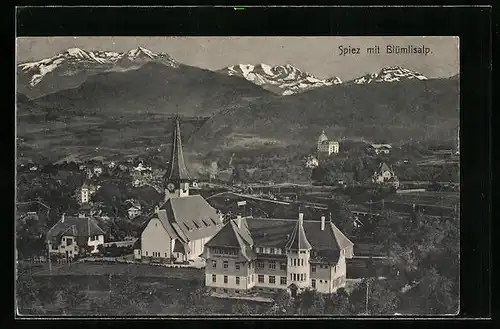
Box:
left=142, top=195, right=222, bottom=245
left=164, top=118, right=192, bottom=185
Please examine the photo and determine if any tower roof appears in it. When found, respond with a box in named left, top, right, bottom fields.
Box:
left=318, top=130, right=328, bottom=143
left=286, top=218, right=312, bottom=250
left=164, top=117, right=192, bottom=184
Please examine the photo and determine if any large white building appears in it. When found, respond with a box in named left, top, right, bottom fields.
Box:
left=317, top=131, right=339, bottom=156
left=203, top=213, right=354, bottom=297
left=136, top=118, right=223, bottom=263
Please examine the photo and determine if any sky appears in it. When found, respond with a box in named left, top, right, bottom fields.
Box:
left=16, top=36, right=459, bottom=80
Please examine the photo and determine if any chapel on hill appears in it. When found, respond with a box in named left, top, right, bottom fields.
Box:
left=135, top=118, right=223, bottom=263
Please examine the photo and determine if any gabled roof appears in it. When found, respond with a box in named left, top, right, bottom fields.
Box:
left=160, top=195, right=221, bottom=241
left=379, top=162, right=392, bottom=173
left=46, top=216, right=105, bottom=246
left=205, top=219, right=254, bottom=261
left=141, top=195, right=222, bottom=247
left=285, top=220, right=312, bottom=250
left=164, top=118, right=192, bottom=184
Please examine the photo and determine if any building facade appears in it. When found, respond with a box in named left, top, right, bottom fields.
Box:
left=136, top=118, right=223, bottom=263
left=203, top=213, right=354, bottom=296
left=372, top=162, right=400, bottom=188
left=46, top=214, right=105, bottom=259
left=317, top=131, right=340, bottom=156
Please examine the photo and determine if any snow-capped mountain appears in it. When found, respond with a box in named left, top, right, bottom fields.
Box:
left=350, top=66, right=428, bottom=85
left=17, top=46, right=179, bottom=98
left=218, top=63, right=342, bottom=96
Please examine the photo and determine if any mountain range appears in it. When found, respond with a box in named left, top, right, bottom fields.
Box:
left=16, top=46, right=459, bottom=162
left=17, top=47, right=442, bottom=99
left=217, top=63, right=342, bottom=95
left=17, top=47, right=178, bottom=98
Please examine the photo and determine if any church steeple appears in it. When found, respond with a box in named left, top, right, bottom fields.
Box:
left=164, top=117, right=192, bottom=200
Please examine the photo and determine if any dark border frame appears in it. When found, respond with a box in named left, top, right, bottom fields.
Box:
left=10, top=5, right=492, bottom=327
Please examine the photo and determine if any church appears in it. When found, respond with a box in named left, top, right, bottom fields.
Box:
left=135, top=118, right=223, bottom=263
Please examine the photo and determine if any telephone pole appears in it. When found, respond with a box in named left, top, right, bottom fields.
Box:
left=365, top=279, right=370, bottom=315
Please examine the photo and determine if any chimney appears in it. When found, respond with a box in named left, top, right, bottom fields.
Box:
left=236, top=215, right=242, bottom=229
left=154, top=205, right=160, bottom=213
left=61, top=213, right=65, bottom=223
left=321, top=216, right=325, bottom=231
left=298, top=212, right=304, bottom=225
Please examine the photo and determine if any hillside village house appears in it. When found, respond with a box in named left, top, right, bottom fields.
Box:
left=317, top=131, right=340, bottom=156
left=135, top=118, right=223, bottom=263
left=203, top=213, right=354, bottom=297
left=127, top=203, right=142, bottom=219
left=46, top=214, right=105, bottom=259
left=78, top=181, right=98, bottom=204
left=372, top=162, right=400, bottom=188
left=369, top=143, right=392, bottom=155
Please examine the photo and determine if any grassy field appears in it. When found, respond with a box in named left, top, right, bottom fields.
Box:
left=20, top=261, right=270, bottom=315
left=383, top=191, right=459, bottom=209
left=33, top=262, right=204, bottom=280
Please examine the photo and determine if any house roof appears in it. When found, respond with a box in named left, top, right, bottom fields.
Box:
left=205, top=218, right=255, bottom=261
left=46, top=216, right=105, bottom=246
left=207, top=217, right=354, bottom=263
left=318, top=131, right=328, bottom=143
left=379, top=162, right=392, bottom=173
left=164, top=118, right=192, bottom=185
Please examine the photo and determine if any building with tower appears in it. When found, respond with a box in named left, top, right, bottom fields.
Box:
left=317, top=130, right=339, bottom=156
left=203, top=212, right=354, bottom=296
left=136, top=118, right=223, bottom=263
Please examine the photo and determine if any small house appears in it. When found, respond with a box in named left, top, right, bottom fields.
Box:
left=46, top=214, right=106, bottom=259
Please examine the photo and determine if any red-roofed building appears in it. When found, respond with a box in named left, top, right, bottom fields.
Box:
left=203, top=212, right=354, bottom=296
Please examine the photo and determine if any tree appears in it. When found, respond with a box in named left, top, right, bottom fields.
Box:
left=295, top=288, right=326, bottom=315
left=267, top=290, right=296, bottom=315
left=209, top=161, right=219, bottom=181
left=325, top=288, right=351, bottom=315
left=367, top=279, right=400, bottom=315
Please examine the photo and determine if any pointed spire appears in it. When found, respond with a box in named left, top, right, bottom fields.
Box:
left=286, top=213, right=312, bottom=250
left=164, top=116, right=191, bottom=185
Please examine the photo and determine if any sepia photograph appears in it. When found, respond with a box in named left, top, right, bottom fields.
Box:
left=15, top=36, right=460, bottom=317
